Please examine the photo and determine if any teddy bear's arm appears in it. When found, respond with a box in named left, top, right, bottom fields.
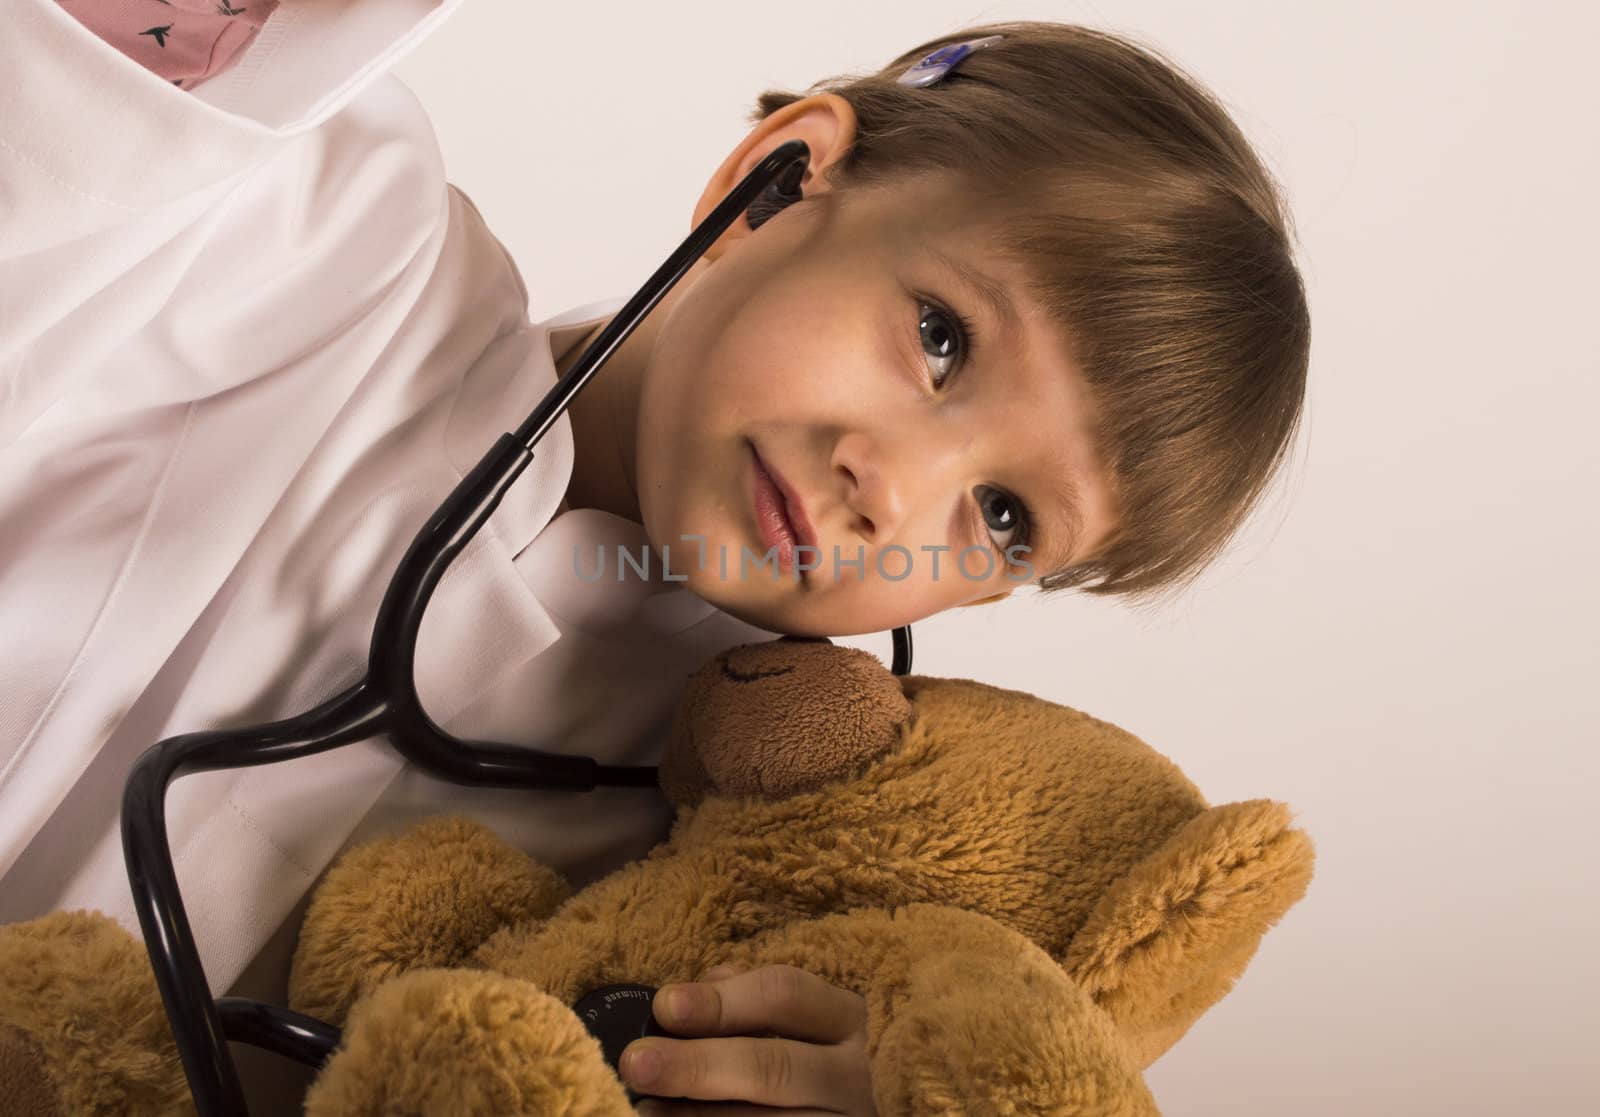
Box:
left=1063, top=799, right=1315, bottom=1067
left=303, top=968, right=638, bottom=1117
left=717, top=904, right=1160, bottom=1117
left=304, top=904, right=1155, bottom=1117
left=289, top=816, right=572, bottom=1026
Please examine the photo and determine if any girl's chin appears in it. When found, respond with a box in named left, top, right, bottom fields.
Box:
left=673, top=572, right=812, bottom=631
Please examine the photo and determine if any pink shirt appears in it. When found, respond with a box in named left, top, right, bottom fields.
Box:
left=58, top=0, right=278, bottom=89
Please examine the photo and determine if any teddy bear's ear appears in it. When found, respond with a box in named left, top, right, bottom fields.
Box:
left=1061, top=799, right=1315, bottom=1068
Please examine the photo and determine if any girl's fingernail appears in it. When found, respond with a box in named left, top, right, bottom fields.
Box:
left=623, top=1045, right=662, bottom=1087
left=700, top=964, right=737, bottom=981
left=661, top=985, right=694, bottom=1023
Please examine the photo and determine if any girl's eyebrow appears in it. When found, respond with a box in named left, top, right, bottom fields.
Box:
left=1034, top=467, right=1084, bottom=575
left=922, top=245, right=1086, bottom=577
left=922, top=245, right=1022, bottom=335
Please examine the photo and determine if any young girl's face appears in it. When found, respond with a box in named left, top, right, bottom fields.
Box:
left=635, top=173, right=1118, bottom=637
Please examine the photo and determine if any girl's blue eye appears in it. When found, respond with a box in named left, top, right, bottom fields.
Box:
left=976, top=484, right=1026, bottom=553
left=917, top=301, right=967, bottom=388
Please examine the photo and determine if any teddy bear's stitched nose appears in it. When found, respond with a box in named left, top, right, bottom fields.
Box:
left=720, top=660, right=793, bottom=684
left=719, top=636, right=834, bottom=682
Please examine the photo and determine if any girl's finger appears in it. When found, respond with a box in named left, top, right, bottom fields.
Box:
left=624, top=1034, right=864, bottom=1112
left=657, top=963, right=867, bottom=1044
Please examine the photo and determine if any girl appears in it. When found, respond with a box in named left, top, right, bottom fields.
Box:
left=0, top=3, right=1309, bottom=1113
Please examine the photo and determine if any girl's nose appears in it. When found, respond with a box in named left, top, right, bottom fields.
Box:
left=831, top=427, right=967, bottom=547
left=830, top=430, right=901, bottom=542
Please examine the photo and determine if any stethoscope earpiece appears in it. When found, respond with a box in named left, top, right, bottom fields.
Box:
left=746, top=158, right=805, bottom=231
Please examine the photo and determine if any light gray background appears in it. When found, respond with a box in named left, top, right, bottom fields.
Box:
left=397, top=2, right=1598, bottom=1112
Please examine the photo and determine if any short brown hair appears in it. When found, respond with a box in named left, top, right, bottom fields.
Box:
left=751, top=22, right=1311, bottom=603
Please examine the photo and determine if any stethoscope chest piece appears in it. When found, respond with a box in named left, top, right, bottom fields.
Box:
left=572, top=982, right=676, bottom=1104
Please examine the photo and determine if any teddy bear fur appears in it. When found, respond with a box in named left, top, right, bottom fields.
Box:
left=0, top=909, right=190, bottom=1116
left=0, top=637, right=1315, bottom=1115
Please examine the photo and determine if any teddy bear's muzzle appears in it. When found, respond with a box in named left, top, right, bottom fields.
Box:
left=659, top=637, right=912, bottom=805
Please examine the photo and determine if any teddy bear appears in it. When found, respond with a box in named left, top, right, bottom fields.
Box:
left=0, top=636, right=1315, bottom=1115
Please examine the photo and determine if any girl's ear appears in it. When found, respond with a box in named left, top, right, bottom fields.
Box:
left=691, top=92, right=858, bottom=260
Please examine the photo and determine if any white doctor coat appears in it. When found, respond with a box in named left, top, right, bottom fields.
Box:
left=0, top=0, right=775, bottom=1001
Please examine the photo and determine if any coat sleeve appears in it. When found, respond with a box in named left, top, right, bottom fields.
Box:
left=0, top=0, right=469, bottom=878
left=0, top=0, right=461, bottom=441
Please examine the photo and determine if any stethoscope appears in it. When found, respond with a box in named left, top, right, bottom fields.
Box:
left=119, top=137, right=914, bottom=1117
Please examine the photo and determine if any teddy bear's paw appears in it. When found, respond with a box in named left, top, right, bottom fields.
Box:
left=304, top=967, right=635, bottom=1117
left=0, top=910, right=194, bottom=1116
left=290, top=816, right=572, bottom=1026
left=869, top=907, right=1159, bottom=1116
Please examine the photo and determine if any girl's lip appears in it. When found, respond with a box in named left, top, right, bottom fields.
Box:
left=759, top=451, right=818, bottom=553
left=750, top=442, right=817, bottom=578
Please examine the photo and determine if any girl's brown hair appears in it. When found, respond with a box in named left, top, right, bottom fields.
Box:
left=752, top=22, right=1311, bottom=602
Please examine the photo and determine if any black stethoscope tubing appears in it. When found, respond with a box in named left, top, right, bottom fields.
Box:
left=119, top=137, right=912, bottom=1117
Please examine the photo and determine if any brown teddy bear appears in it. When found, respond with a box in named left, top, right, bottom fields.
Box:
left=0, top=637, right=1314, bottom=1115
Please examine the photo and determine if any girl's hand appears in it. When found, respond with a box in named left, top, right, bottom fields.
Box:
left=621, top=963, right=880, bottom=1116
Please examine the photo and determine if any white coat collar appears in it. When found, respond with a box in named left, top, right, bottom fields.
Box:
left=193, top=0, right=462, bottom=133
left=444, top=297, right=732, bottom=642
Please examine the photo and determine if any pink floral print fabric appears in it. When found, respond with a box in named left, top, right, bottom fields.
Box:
left=58, top=0, right=279, bottom=90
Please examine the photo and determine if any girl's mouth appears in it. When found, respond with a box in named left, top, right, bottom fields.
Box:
left=749, top=441, right=814, bottom=581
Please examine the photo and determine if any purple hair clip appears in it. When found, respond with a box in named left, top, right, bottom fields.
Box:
left=895, top=34, right=1005, bottom=88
